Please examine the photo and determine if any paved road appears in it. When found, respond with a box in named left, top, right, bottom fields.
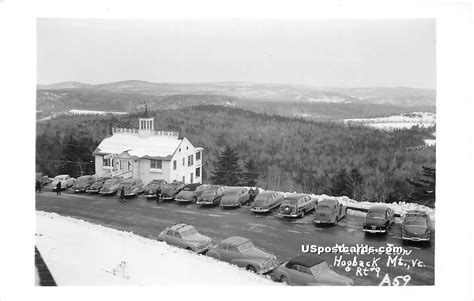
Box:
left=36, top=191, right=435, bottom=286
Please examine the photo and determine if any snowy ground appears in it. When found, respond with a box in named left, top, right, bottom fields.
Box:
left=36, top=211, right=277, bottom=285
left=344, top=112, right=436, bottom=130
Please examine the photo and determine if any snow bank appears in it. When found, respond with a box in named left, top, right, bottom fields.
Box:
left=344, top=112, right=436, bottom=130
left=308, top=194, right=435, bottom=227
left=36, top=211, right=277, bottom=285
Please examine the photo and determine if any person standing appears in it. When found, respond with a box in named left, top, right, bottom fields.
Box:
left=156, top=186, right=162, bottom=204
left=35, top=180, right=41, bottom=193
left=56, top=181, right=62, bottom=195
left=119, top=186, right=125, bottom=202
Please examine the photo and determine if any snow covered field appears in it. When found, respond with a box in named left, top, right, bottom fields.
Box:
left=68, top=109, right=127, bottom=115
left=36, top=211, right=277, bottom=286
left=344, top=112, right=436, bottom=130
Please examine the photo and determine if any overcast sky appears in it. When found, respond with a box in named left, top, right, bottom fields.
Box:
left=37, top=19, right=436, bottom=89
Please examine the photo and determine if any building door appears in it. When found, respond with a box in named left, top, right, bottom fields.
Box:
left=190, top=173, right=193, bottom=184
left=120, top=159, right=131, bottom=173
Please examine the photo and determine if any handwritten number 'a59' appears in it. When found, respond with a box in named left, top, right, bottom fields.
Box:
left=379, top=274, right=411, bottom=286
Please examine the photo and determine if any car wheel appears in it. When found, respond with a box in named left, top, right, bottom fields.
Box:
left=246, top=265, right=257, bottom=273
left=280, top=276, right=290, bottom=285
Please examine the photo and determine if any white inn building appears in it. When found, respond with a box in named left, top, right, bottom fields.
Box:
left=93, top=115, right=203, bottom=185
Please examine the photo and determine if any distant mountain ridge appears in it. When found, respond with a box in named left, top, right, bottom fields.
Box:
left=37, top=80, right=436, bottom=107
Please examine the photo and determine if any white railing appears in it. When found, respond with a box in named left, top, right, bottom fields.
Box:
left=112, top=127, right=179, bottom=137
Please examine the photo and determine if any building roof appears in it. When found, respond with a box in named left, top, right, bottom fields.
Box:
left=286, top=254, right=325, bottom=269
left=94, top=133, right=182, bottom=159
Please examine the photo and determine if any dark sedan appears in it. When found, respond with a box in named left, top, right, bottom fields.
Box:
left=196, top=186, right=226, bottom=206
left=174, top=183, right=208, bottom=203
left=99, top=177, right=124, bottom=195
left=313, top=199, right=347, bottom=225
left=72, top=175, right=95, bottom=193
left=161, top=181, right=185, bottom=200
left=401, top=210, right=431, bottom=242
left=86, top=177, right=110, bottom=193
left=144, top=179, right=167, bottom=199
left=362, top=205, right=395, bottom=234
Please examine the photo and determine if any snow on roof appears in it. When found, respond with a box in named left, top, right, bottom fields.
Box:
left=95, top=133, right=182, bottom=159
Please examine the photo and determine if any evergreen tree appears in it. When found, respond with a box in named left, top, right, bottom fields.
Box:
left=209, top=146, right=243, bottom=186
left=329, top=169, right=351, bottom=197
left=242, top=158, right=259, bottom=187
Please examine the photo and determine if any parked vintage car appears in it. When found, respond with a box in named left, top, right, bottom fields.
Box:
left=116, top=178, right=145, bottom=197
left=161, top=181, right=186, bottom=200
left=144, top=179, right=168, bottom=198
left=35, top=172, right=50, bottom=187
left=280, top=193, right=316, bottom=218
left=313, top=199, right=347, bottom=225
left=220, top=187, right=252, bottom=208
left=362, top=205, right=395, bottom=234
left=86, top=177, right=111, bottom=193
left=270, top=254, right=353, bottom=286
left=401, top=210, right=431, bottom=242
left=206, top=236, right=278, bottom=274
left=51, top=174, right=75, bottom=191
left=174, top=183, right=207, bottom=203
left=99, top=177, right=124, bottom=195
left=250, top=191, right=284, bottom=213
left=157, top=223, right=212, bottom=254
left=72, top=175, right=96, bottom=193
left=196, top=186, right=226, bottom=206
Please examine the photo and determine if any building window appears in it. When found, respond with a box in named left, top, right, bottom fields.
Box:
left=196, top=151, right=201, bottom=161
left=182, top=158, right=185, bottom=166
left=150, top=159, right=162, bottom=169
left=196, top=167, right=201, bottom=177
left=187, top=154, right=194, bottom=167
left=173, top=160, right=177, bottom=170
left=103, top=156, right=111, bottom=167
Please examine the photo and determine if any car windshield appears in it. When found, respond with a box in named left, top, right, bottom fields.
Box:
left=179, top=227, right=198, bottom=237
left=405, top=216, right=427, bottom=226
left=310, top=261, right=330, bottom=275
left=104, top=179, right=117, bottom=185
left=204, top=190, right=217, bottom=195
left=284, top=199, right=298, bottom=206
left=55, top=177, right=65, bottom=181
left=237, top=241, right=254, bottom=252
left=367, top=213, right=385, bottom=220
left=148, top=182, right=160, bottom=188
left=77, top=177, right=90, bottom=183
left=316, top=205, right=332, bottom=212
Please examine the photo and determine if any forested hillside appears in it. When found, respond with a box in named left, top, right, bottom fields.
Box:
left=36, top=105, right=435, bottom=205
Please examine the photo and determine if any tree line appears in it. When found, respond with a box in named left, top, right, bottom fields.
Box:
left=36, top=105, right=436, bottom=207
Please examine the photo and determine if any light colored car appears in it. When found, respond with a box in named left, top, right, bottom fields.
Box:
left=313, top=199, right=347, bottom=225
left=174, top=183, right=207, bottom=203
left=363, top=205, right=395, bottom=234
left=401, top=210, right=431, bottom=242
left=196, top=186, right=226, bottom=206
left=51, top=174, right=75, bottom=191
left=206, top=236, right=278, bottom=274
left=158, top=223, right=212, bottom=254
left=271, top=254, right=354, bottom=286
left=220, top=187, right=251, bottom=208
left=280, top=193, right=316, bottom=218
left=250, top=191, right=284, bottom=213
left=72, top=175, right=95, bottom=193
left=117, top=178, right=145, bottom=197
left=144, top=179, right=167, bottom=198
left=99, top=177, right=124, bottom=195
